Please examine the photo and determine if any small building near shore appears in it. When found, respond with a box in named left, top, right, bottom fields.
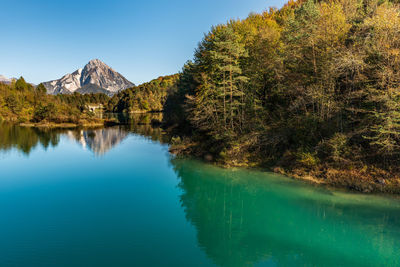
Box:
left=87, top=104, right=104, bottom=112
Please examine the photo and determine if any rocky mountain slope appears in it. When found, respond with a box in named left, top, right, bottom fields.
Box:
left=43, top=59, right=134, bottom=95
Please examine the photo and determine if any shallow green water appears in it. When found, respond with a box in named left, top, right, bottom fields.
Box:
left=0, top=122, right=399, bottom=266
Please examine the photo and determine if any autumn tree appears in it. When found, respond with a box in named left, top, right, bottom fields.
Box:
left=361, top=3, right=400, bottom=161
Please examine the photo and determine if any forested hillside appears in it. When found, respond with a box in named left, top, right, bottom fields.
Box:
left=109, top=74, right=180, bottom=113
left=0, top=78, right=105, bottom=125
left=164, top=0, right=400, bottom=192
left=0, top=74, right=179, bottom=124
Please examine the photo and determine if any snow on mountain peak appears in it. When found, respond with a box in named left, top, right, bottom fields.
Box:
left=43, top=59, right=134, bottom=95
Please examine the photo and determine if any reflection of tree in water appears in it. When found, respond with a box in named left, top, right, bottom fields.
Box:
left=172, top=159, right=400, bottom=267
left=0, top=123, right=61, bottom=155
left=69, top=113, right=166, bottom=155
left=0, top=113, right=166, bottom=156
left=108, top=113, right=167, bottom=144
left=67, top=113, right=166, bottom=155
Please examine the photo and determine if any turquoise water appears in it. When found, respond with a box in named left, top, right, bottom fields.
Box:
left=0, top=123, right=399, bottom=266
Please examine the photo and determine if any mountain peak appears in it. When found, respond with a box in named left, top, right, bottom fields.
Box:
left=84, top=59, right=112, bottom=72
left=87, top=59, right=105, bottom=66
left=43, top=60, right=134, bottom=95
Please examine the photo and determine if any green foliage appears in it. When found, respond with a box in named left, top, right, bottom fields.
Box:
left=0, top=78, right=107, bottom=124
left=57, top=92, right=110, bottom=112
left=296, top=151, right=320, bottom=169
left=317, top=133, right=350, bottom=163
left=5, top=94, right=22, bottom=114
left=33, top=103, right=56, bottom=122
left=110, top=74, right=180, bottom=113
left=15, top=77, right=30, bottom=91
left=36, top=83, right=47, bottom=95
left=163, top=0, right=400, bottom=172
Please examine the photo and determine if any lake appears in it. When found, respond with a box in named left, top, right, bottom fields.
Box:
left=0, top=120, right=399, bottom=267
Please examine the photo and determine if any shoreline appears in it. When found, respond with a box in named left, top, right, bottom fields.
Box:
left=273, top=167, right=400, bottom=195
left=169, top=143, right=400, bottom=195
left=17, top=117, right=125, bottom=129
left=5, top=118, right=400, bottom=195
left=19, top=121, right=106, bottom=129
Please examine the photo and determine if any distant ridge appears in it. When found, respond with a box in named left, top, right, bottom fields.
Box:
left=0, top=75, right=13, bottom=84
left=43, top=59, right=134, bottom=95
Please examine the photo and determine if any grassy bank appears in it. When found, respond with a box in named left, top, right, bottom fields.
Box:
left=168, top=137, right=400, bottom=194
left=19, top=119, right=105, bottom=129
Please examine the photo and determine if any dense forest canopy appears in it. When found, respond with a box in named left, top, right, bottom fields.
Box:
left=0, top=78, right=72, bottom=123
left=163, top=0, right=400, bottom=192
left=0, top=78, right=110, bottom=124
left=108, top=74, right=180, bottom=113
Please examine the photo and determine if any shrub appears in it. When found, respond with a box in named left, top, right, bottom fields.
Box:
left=33, top=103, right=56, bottom=122
left=317, top=133, right=350, bottom=163
left=5, top=94, right=22, bottom=114
left=296, top=151, right=320, bottom=169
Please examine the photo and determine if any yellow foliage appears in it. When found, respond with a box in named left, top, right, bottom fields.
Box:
left=316, top=2, right=351, bottom=49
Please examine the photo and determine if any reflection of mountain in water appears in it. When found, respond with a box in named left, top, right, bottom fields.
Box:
left=0, top=113, right=166, bottom=156
left=0, top=122, right=129, bottom=156
left=68, top=128, right=129, bottom=156
left=67, top=113, right=165, bottom=155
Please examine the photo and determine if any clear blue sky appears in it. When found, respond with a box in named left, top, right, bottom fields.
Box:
left=1, top=0, right=285, bottom=85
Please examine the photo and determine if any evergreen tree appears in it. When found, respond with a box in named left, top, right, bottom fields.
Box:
left=210, top=26, right=248, bottom=131
left=15, top=77, right=29, bottom=91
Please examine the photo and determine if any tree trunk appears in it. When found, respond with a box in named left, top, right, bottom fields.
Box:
left=223, top=70, right=227, bottom=129
left=230, top=64, right=234, bottom=130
